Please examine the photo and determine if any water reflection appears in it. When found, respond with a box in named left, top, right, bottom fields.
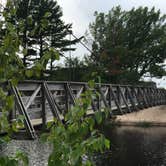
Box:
left=97, top=126, right=166, bottom=166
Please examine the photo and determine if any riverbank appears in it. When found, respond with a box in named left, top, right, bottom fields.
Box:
left=114, top=105, right=166, bottom=127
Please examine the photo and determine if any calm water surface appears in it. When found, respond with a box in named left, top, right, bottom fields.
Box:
left=1, top=126, right=166, bottom=166
left=96, top=126, right=166, bottom=166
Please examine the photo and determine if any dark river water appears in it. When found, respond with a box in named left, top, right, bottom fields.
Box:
left=96, top=126, right=166, bottom=166
left=1, top=126, right=166, bottom=166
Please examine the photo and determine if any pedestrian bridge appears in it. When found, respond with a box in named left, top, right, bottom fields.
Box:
left=0, top=81, right=166, bottom=139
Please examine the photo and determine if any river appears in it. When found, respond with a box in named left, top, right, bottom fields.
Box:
left=96, top=126, right=166, bottom=166
left=1, top=126, right=166, bottom=166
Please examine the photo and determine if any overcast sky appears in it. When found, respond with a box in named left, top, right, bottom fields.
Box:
left=58, top=0, right=166, bottom=36
left=58, top=0, right=166, bottom=55
left=0, top=0, right=166, bottom=87
left=58, top=0, right=166, bottom=87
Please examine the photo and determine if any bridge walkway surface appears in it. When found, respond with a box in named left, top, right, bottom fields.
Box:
left=0, top=80, right=166, bottom=139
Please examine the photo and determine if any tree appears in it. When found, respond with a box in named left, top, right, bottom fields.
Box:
left=0, top=1, right=29, bottom=165
left=64, top=56, right=84, bottom=81
left=9, top=0, right=81, bottom=78
left=87, top=6, right=166, bottom=83
left=49, top=57, right=94, bottom=82
left=0, top=1, right=110, bottom=165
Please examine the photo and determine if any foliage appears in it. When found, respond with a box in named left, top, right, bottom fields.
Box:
left=48, top=56, right=99, bottom=82
left=86, top=6, right=166, bottom=83
left=0, top=0, right=59, bottom=164
left=0, top=1, right=32, bottom=165
left=48, top=57, right=87, bottom=81
left=0, top=1, right=110, bottom=166
left=41, top=80, right=110, bottom=166
left=0, top=0, right=25, bottom=139
left=0, top=151, right=29, bottom=166
left=8, top=0, right=82, bottom=78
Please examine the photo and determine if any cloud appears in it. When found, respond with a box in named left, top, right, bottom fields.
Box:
left=58, top=0, right=166, bottom=36
left=1, top=0, right=165, bottom=86
left=58, top=0, right=166, bottom=87
left=58, top=0, right=166, bottom=56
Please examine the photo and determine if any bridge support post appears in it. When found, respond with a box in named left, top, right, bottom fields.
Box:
left=118, top=86, right=131, bottom=113
left=41, top=82, right=46, bottom=129
left=126, top=86, right=138, bottom=111
left=110, top=85, right=123, bottom=114
left=10, top=83, right=37, bottom=139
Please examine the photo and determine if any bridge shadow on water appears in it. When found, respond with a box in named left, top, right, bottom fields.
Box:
left=96, top=126, right=166, bottom=166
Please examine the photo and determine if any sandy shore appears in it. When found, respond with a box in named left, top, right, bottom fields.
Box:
left=116, top=105, right=166, bottom=125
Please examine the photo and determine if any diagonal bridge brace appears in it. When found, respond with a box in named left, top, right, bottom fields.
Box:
left=43, top=82, right=63, bottom=123
left=10, top=83, right=37, bottom=139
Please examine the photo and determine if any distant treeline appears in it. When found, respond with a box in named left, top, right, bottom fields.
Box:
left=1, top=1, right=166, bottom=84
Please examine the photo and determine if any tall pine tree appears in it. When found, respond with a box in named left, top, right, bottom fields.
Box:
left=10, top=0, right=81, bottom=78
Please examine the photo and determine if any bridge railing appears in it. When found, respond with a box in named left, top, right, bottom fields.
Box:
left=0, top=81, right=166, bottom=139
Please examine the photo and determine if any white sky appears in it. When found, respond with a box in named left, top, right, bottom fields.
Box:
left=0, top=0, right=166, bottom=87
left=58, top=0, right=166, bottom=88
left=58, top=0, right=166, bottom=36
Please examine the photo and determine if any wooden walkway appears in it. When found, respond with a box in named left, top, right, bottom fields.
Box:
left=0, top=80, right=166, bottom=139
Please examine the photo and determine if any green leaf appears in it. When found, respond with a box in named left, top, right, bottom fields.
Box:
left=25, top=70, right=33, bottom=78
left=104, top=139, right=110, bottom=149
left=6, top=95, right=14, bottom=110
left=95, top=111, right=102, bottom=124
left=44, top=12, right=52, bottom=18
left=41, top=19, right=49, bottom=29
left=54, top=50, right=60, bottom=60
left=40, top=133, right=49, bottom=142
left=88, top=80, right=95, bottom=88
left=15, top=151, right=29, bottom=166
left=12, top=121, right=18, bottom=132
left=27, top=15, right=33, bottom=25
left=10, top=78, right=18, bottom=86
left=23, top=49, right=27, bottom=55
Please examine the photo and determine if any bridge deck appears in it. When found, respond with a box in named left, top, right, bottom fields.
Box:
left=0, top=81, right=166, bottom=139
